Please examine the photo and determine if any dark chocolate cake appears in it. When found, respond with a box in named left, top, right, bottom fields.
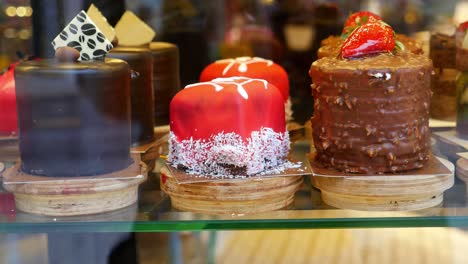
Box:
left=14, top=58, right=132, bottom=176
left=457, top=72, right=468, bottom=139
left=309, top=52, right=432, bottom=173
left=149, top=42, right=181, bottom=126
left=430, top=69, right=459, bottom=121
left=108, top=47, right=155, bottom=146
left=430, top=33, right=456, bottom=69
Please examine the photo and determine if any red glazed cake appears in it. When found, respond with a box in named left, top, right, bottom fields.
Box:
left=309, top=21, right=432, bottom=174
left=168, top=77, right=290, bottom=176
left=200, top=56, right=291, bottom=120
left=0, top=63, right=19, bottom=136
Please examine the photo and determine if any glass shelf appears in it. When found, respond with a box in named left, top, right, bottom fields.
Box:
left=0, top=128, right=467, bottom=233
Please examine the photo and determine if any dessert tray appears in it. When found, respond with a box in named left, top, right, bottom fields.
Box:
left=160, top=164, right=303, bottom=215
left=310, top=155, right=455, bottom=211
left=2, top=155, right=147, bottom=216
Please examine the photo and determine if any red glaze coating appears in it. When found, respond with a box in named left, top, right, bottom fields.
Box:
left=170, top=77, right=286, bottom=141
left=0, top=63, right=19, bottom=135
left=199, top=57, right=289, bottom=102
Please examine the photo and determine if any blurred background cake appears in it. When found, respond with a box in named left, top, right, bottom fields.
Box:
left=149, top=42, right=181, bottom=128
left=200, top=56, right=292, bottom=121
left=109, top=47, right=155, bottom=146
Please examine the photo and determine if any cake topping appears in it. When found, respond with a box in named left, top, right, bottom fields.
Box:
left=186, top=77, right=269, bottom=100
left=215, top=57, right=273, bottom=75
left=51, top=10, right=113, bottom=61
left=115, top=11, right=155, bottom=46
left=340, top=21, right=395, bottom=59
left=86, top=4, right=116, bottom=42
left=341, top=11, right=381, bottom=38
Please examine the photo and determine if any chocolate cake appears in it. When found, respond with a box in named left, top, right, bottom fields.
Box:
left=457, top=72, right=468, bottom=139
left=430, top=33, right=456, bottom=69
left=456, top=46, right=468, bottom=71
left=149, top=42, right=181, bottom=126
left=309, top=52, right=432, bottom=173
left=430, top=69, right=459, bottom=121
left=318, top=34, right=423, bottom=59
left=108, top=47, right=155, bottom=146
left=455, top=25, right=468, bottom=71
left=14, top=58, right=132, bottom=176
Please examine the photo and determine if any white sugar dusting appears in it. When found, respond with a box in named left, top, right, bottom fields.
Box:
left=168, top=127, right=295, bottom=177
left=216, top=57, right=274, bottom=75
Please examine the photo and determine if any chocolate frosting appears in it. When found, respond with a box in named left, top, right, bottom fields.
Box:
left=309, top=52, right=433, bottom=173
left=14, top=58, right=132, bottom=176
left=430, top=33, right=456, bottom=69
left=456, top=72, right=468, bottom=139
left=108, top=47, right=155, bottom=146
left=149, top=42, right=181, bottom=126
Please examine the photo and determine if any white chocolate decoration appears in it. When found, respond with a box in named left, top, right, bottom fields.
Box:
left=115, top=11, right=156, bottom=46
left=216, top=57, right=273, bottom=75
left=185, top=77, right=269, bottom=100
left=87, top=4, right=115, bottom=42
left=51, top=10, right=113, bottom=61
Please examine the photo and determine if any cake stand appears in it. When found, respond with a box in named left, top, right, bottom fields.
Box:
left=2, top=155, right=147, bottom=216
left=310, top=156, right=455, bottom=211
left=160, top=165, right=303, bottom=215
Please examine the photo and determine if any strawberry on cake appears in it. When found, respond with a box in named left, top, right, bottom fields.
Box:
left=168, top=76, right=291, bottom=176
left=310, top=19, right=432, bottom=173
left=200, top=56, right=293, bottom=121
left=318, top=11, right=423, bottom=59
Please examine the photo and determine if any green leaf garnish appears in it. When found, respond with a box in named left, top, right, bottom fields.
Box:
left=395, top=40, right=405, bottom=51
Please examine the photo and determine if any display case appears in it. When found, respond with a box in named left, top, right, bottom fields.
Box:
left=0, top=0, right=468, bottom=263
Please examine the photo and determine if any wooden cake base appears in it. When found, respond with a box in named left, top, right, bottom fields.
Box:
left=160, top=167, right=303, bottom=215
left=2, top=159, right=147, bottom=216
left=311, top=158, right=454, bottom=211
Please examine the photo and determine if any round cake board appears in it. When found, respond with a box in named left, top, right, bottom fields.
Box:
left=2, top=159, right=147, bottom=216
left=160, top=166, right=303, bottom=215
left=311, top=158, right=454, bottom=211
